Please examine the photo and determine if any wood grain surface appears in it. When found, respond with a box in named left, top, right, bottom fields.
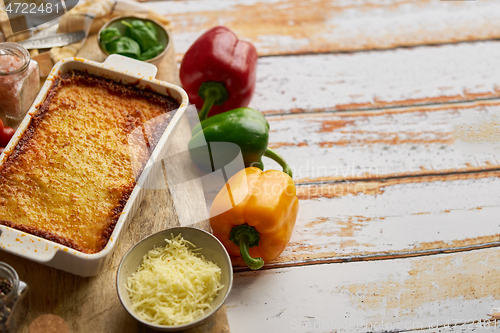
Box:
left=226, top=247, right=500, bottom=333
left=264, top=100, right=500, bottom=184
left=147, top=0, right=500, bottom=331
left=2, top=0, right=500, bottom=331
left=404, top=322, right=500, bottom=333
left=145, top=0, right=500, bottom=57
left=258, top=171, right=500, bottom=269
left=248, top=41, right=500, bottom=115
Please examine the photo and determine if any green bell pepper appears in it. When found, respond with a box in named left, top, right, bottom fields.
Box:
left=188, top=107, right=292, bottom=177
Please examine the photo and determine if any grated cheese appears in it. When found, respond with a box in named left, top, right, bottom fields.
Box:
left=126, top=234, right=224, bottom=326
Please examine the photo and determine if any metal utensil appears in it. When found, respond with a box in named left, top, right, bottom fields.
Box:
left=25, top=22, right=60, bottom=40
left=17, top=31, right=85, bottom=49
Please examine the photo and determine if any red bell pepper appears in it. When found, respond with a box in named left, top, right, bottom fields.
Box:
left=179, top=26, right=258, bottom=120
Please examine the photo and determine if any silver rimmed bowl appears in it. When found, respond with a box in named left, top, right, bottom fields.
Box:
left=116, top=227, right=233, bottom=331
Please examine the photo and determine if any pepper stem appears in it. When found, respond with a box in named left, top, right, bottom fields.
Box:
left=229, top=225, right=264, bottom=270
left=264, top=148, right=293, bottom=178
left=197, top=81, right=229, bottom=121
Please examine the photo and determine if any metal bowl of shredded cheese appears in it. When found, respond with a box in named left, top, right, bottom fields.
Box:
left=117, top=227, right=233, bottom=331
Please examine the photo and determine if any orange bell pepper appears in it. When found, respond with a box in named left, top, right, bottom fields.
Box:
left=209, top=167, right=299, bottom=270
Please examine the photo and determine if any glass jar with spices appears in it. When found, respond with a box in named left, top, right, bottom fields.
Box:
left=0, top=43, right=39, bottom=127
left=0, top=262, right=29, bottom=333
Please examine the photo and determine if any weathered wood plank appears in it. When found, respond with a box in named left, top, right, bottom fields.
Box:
left=146, top=0, right=500, bottom=57
left=263, top=101, right=500, bottom=184
left=248, top=42, right=500, bottom=115
left=403, top=322, right=500, bottom=333
left=227, top=247, right=500, bottom=333
left=233, top=171, right=500, bottom=269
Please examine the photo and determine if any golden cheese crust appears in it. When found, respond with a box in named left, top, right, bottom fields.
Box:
left=0, top=71, right=179, bottom=253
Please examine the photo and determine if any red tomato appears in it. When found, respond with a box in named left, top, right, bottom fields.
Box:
left=0, top=119, right=4, bottom=135
left=0, top=127, right=15, bottom=147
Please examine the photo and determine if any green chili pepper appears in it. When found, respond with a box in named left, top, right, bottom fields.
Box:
left=105, top=36, right=141, bottom=59
left=188, top=107, right=292, bottom=177
left=122, top=20, right=158, bottom=52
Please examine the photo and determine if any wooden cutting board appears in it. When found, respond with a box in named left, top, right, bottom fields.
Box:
left=0, top=34, right=231, bottom=333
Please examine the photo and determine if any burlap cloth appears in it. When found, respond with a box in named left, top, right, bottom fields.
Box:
left=0, top=1, right=231, bottom=332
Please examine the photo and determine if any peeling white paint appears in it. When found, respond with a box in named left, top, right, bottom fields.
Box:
left=248, top=42, right=500, bottom=114
left=279, top=174, right=500, bottom=264
left=147, top=0, right=500, bottom=57
left=263, top=103, right=500, bottom=183
left=227, top=248, right=500, bottom=333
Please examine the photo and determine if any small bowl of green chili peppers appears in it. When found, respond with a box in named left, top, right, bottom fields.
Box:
left=98, top=16, right=171, bottom=66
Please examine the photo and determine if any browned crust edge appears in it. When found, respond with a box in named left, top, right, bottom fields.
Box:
left=0, top=220, right=87, bottom=252
left=0, top=71, right=179, bottom=254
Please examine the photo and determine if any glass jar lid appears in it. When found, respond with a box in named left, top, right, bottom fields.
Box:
left=0, top=43, right=30, bottom=77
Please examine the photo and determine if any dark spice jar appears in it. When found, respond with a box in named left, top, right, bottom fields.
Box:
left=0, top=263, right=29, bottom=333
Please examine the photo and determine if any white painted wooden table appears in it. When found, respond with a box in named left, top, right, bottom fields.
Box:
left=144, top=0, right=500, bottom=332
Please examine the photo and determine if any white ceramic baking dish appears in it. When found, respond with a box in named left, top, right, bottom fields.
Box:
left=0, top=55, right=188, bottom=276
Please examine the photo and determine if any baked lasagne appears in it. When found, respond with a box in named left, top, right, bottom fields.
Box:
left=0, top=71, right=179, bottom=253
